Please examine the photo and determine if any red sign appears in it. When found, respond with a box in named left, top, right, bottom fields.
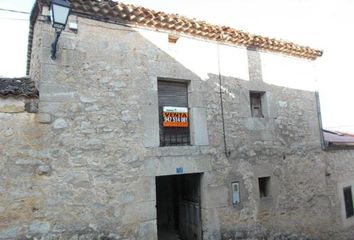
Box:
left=163, top=107, right=189, bottom=128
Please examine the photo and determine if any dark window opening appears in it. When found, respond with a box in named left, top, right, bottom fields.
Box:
left=158, top=80, right=190, bottom=146
left=250, top=91, right=264, bottom=118
left=344, top=186, right=354, bottom=218
left=258, top=177, right=271, bottom=198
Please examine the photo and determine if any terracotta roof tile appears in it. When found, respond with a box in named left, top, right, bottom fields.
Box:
left=27, top=0, right=322, bottom=74
left=0, top=77, right=39, bottom=98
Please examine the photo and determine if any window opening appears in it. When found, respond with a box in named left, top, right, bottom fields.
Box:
left=344, top=186, right=354, bottom=218
left=250, top=91, right=264, bottom=118
left=258, top=177, right=271, bottom=198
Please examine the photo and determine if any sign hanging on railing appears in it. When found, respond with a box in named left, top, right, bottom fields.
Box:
left=163, top=106, right=189, bottom=128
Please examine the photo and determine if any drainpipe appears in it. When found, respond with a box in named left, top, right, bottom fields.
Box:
left=315, top=91, right=327, bottom=150
left=312, top=56, right=327, bottom=151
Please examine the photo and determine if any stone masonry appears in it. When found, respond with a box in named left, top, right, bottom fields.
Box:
left=1, top=2, right=354, bottom=240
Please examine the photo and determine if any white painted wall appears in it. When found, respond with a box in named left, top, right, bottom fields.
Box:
left=138, top=28, right=315, bottom=92
left=261, top=52, right=316, bottom=92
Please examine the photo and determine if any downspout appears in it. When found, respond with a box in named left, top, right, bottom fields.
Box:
left=311, top=51, right=327, bottom=151
left=311, top=53, right=338, bottom=231
left=315, top=91, right=327, bottom=150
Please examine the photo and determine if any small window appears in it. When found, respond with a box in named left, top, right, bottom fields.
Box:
left=258, top=177, right=271, bottom=198
left=343, top=186, right=354, bottom=218
left=250, top=91, right=264, bottom=118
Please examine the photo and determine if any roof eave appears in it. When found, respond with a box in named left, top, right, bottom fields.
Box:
left=26, top=0, right=323, bottom=76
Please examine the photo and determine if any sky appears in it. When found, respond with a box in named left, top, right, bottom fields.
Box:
left=0, top=0, right=353, bottom=133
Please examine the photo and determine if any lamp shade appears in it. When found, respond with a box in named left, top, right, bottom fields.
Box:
left=51, top=0, right=71, bottom=30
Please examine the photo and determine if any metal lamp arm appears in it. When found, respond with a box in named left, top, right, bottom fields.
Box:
left=51, top=28, right=62, bottom=60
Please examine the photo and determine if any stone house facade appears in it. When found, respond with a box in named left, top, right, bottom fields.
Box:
left=1, top=0, right=354, bottom=239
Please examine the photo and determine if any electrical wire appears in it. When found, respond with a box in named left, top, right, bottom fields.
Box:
left=0, top=8, right=30, bottom=15
left=217, top=43, right=230, bottom=158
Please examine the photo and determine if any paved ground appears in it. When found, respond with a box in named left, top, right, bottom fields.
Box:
left=158, top=229, right=181, bottom=240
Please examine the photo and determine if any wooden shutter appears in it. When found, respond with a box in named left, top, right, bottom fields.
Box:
left=158, top=81, right=188, bottom=107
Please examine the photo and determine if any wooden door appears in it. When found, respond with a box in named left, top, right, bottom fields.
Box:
left=179, top=174, right=202, bottom=240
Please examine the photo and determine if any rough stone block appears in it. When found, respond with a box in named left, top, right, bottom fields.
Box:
left=0, top=226, right=19, bottom=239
left=80, top=96, right=97, bottom=103
left=247, top=49, right=263, bottom=82
left=144, top=154, right=212, bottom=176
left=36, top=164, right=52, bottom=176
left=37, top=112, right=52, bottom=123
left=40, top=91, right=76, bottom=102
left=29, top=220, right=50, bottom=234
left=0, top=98, right=25, bottom=113
left=190, top=107, right=209, bottom=146
left=121, top=201, right=156, bottom=225
left=138, top=220, right=157, bottom=240
left=142, top=101, right=160, bottom=148
left=189, top=91, right=207, bottom=108
left=25, top=101, right=38, bottom=113
left=38, top=102, right=62, bottom=114
left=203, top=185, right=229, bottom=208
left=53, top=118, right=68, bottom=129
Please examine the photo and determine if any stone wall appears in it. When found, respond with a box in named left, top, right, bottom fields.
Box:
left=319, top=150, right=354, bottom=239
left=1, top=6, right=354, bottom=240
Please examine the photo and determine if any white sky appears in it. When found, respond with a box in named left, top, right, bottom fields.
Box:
left=0, top=0, right=353, bottom=133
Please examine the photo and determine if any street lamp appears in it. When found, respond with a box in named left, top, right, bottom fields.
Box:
left=50, top=0, right=71, bottom=60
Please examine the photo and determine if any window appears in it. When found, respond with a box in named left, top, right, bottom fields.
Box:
left=158, top=80, right=190, bottom=146
left=250, top=91, right=264, bottom=118
left=258, top=177, right=271, bottom=198
left=344, top=186, right=354, bottom=218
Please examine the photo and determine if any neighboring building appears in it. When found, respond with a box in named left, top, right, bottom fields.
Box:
left=0, top=0, right=354, bottom=239
left=321, top=130, right=354, bottom=239
left=323, top=130, right=354, bottom=149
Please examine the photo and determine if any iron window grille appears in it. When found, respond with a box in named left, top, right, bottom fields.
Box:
left=159, top=106, right=190, bottom=146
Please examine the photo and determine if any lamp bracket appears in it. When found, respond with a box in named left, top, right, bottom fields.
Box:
left=50, top=28, right=63, bottom=60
